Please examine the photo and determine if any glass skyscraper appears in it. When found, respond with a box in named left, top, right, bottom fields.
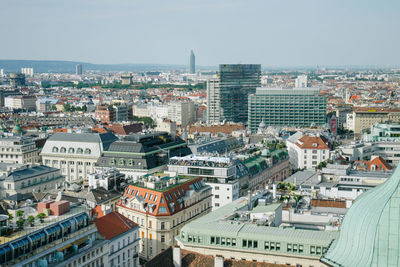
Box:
left=248, top=88, right=327, bottom=133
left=218, top=64, right=261, bottom=123
left=189, top=50, right=195, bottom=74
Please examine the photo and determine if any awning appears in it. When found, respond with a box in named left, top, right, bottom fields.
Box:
left=73, top=237, right=88, bottom=246
left=57, top=243, right=72, bottom=252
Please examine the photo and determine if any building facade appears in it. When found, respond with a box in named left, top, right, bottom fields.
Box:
left=346, top=108, right=400, bottom=134
left=287, top=134, right=330, bottom=170
left=41, top=132, right=118, bottom=182
left=117, top=174, right=212, bottom=260
left=0, top=133, right=40, bottom=164
left=0, top=165, right=64, bottom=198
left=206, top=78, right=221, bottom=124
left=95, top=211, right=140, bottom=267
left=95, top=132, right=192, bottom=180
left=248, top=88, right=327, bottom=133
left=189, top=50, right=195, bottom=74
left=168, top=155, right=240, bottom=210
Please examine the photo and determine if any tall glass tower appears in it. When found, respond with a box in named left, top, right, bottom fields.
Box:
left=219, top=64, right=261, bottom=123
left=189, top=50, right=195, bottom=74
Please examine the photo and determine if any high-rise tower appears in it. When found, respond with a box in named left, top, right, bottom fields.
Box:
left=76, top=64, right=83, bottom=75
left=218, top=64, right=261, bottom=123
left=189, top=50, right=195, bottom=74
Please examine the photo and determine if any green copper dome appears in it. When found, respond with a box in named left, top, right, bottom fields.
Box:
left=321, top=166, right=400, bottom=266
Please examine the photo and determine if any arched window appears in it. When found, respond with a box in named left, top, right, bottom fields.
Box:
left=85, top=148, right=91, bottom=154
left=60, top=147, right=66, bottom=153
left=52, top=147, right=59, bottom=153
left=76, top=148, right=83, bottom=154
left=68, top=148, right=75, bottom=153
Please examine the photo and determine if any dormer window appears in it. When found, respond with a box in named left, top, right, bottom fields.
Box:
left=312, top=143, right=318, bottom=147
left=52, top=147, right=58, bottom=153
left=68, top=148, right=75, bottom=153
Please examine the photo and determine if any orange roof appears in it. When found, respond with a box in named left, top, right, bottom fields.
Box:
left=53, top=128, right=68, bottom=133
left=118, top=177, right=204, bottom=216
left=95, top=211, right=138, bottom=240
left=296, top=135, right=329, bottom=150
left=92, top=205, right=104, bottom=218
left=349, top=95, right=360, bottom=102
left=355, top=156, right=392, bottom=171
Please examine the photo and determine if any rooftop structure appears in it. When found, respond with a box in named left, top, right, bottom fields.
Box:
left=96, top=131, right=192, bottom=180
left=177, top=196, right=338, bottom=266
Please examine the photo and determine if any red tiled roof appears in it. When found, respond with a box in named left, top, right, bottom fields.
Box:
left=296, top=135, right=329, bottom=150
left=109, top=123, right=142, bottom=135
left=355, top=156, right=392, bottom=171
left=95, top=211, right=138, bottom=240
left=118, top=177, right=204, bottom=216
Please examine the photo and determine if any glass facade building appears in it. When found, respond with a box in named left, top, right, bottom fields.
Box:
left=248, top=88, right=327, bottom=133
left=218, top=64, right=261, bottom=123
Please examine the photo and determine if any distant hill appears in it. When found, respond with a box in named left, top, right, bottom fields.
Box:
left=0, top=60, right=216, bottom=73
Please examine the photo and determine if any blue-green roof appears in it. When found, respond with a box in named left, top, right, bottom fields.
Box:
left=321, top=165, right=400, bottom=267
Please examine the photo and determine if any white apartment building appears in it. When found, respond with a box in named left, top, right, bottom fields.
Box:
left=41, top=132, right=118, bottom=182
left=4, top=95, right=36, bottom=111
left=168, top=155, right=240, bottom=210
left=21, top=67, right=34, bottom=77
left=0, top=133, right=40, bottom=164
left=287, top=133, right=330, bottom=170
left=206, top=78, right=221, bottom=124
left=295, top=75, right=308, bottom=87
left=95, top=211, right=140, bottom=267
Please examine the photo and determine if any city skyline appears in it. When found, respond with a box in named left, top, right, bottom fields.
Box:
left=0, top=0, right=399, bottom=67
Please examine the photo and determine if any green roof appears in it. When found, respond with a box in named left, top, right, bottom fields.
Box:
left=178, top=198, right=338, bottom=257
left=321, top=165, right=400, bottom=267
left=251, top=203, right=282, bottom=213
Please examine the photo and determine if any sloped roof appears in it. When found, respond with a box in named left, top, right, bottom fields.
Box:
left=321, top=165, right=400, bottom=266
left=95, top=211, right=138, bottom=240
left=296, top=135, right=329, bottom=150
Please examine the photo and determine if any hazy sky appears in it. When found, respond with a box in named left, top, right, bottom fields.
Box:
left=0, top=0, right=399, bottom=67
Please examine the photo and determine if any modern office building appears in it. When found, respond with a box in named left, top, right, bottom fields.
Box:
left=41, top=132, right=118, bottom=182
left=189, top=50, right=195, bottom=74
left=168, top=155, right=241, bottom=210
left=207, top=64, right=261, bottom=124
left=248, top=88, right=327, bottom=133
left=76, top=64, right=83, bottom=75
left=21, top=67, right=34, bottom=77
left=176, top=196, right=338, bottom=266
left=9, top=73, right=25, bottom=87
left=363, top=123, right=400, bottom=142
left=117, top=174, right=212, bottom=260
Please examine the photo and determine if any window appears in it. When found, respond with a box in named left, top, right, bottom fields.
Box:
left=60, top=147, right=66, bottom=153
left=276, top=243, right=280, bottom=251
left=77, top=148, right=83, bottom=154
left=216, top=237, right=220, bottom=245
left=253, top=241, right=258, bottom=248
left=215, top=186, right=220, bottom=190
left=52, top=147, right=59, bottom=152
left=68, top=148, right=75, bottom=153
left=211, top=236, right=215, bottom=244
left=161, top=222, right=165, bottom=230
left=232, top=238, right=236, bottom=246
left=215, top=195, right=220, bottom=199
left=242, top=240, right=247, bottom=247
left=310, top=246, right=315, bottom=254
left=161, top=235, right=165, bottom=243
left=118, top=158, right=125, bottom=166
left=85, top=148, right=91, bottom=154
left=265, top=242, right=269, bottom=250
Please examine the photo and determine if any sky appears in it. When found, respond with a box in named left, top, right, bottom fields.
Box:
left=0, top=0, right=399, bottom=67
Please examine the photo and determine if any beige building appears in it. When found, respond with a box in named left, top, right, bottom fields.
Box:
left=0, top=133, right=40, bottom=164
left=41, top=132, right=118, bottom=182
left=346, top=108, right=400, bottom=134
left=117, top=174, right=212, bottom=260
left=0, top=165, right=64, bottom=198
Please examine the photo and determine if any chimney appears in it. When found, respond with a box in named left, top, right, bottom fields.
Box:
left=272, top=184, right=277, bottom=199
left=214, top=255, right=224, bottom=267
left=248, top=190, right=252, bottom=211
left=173, top=246, right=181, bottom=267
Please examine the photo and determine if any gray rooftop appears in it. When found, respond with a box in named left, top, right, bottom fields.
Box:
left=1, top=165, right=59, bottom=182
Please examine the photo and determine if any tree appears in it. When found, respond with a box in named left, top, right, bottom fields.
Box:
left=293, top=195, right=303, bottom=207
left=36, top=213, right=46, bottom=223
left=16, top=210, right=24, bottom=218
left=27, top=215, right=35, bottom=226
left=16, top=218, right=25, bottom=230
left=8, top=213, right=13, bottom=221
left=316, top=161, right=327, bottom=170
